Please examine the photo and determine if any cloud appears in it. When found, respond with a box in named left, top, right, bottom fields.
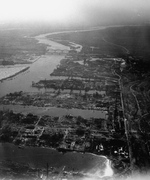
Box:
left=0, top=0, right=149, bottom=25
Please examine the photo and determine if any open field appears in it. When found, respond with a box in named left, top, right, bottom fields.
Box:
left=49, top=26, right=150, bottom=62
left=0, top=29, right=47, bottom=65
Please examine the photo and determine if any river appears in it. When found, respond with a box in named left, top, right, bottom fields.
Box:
left=0, top=29, right=113, bottom=177
left=0, top=105, right=107, bottom=119
left=0, top=25, right=117, bottom=97
left=0, top=143, right=113, bottom=178
left=0, top=28, right=107, bottom=118
left=0, top=41, right=68, bottom=97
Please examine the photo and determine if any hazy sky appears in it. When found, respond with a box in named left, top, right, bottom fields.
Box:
left=0, top=0, right=150, bottom=26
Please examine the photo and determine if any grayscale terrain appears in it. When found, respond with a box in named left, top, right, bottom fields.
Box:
left=0, top=0, right=150, bottom=179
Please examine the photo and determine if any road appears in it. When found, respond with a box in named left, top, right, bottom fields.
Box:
left=111, top=58, right=134, bottom=170
left=130, top=81, right=141, bottom=116
left=102, top=37, right=130, bottom=54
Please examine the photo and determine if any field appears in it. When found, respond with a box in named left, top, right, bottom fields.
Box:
left=49, top=25, right=150, bottom=62
left=0, top=29, right=47, bottom=64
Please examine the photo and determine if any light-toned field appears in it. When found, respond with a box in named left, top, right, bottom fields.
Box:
left=0, top=65, right=29, bottom=81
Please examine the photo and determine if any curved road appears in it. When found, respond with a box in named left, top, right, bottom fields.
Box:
left=102, top=37, right=130, bottom=54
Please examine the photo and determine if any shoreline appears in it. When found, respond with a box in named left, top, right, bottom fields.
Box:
left=0, top=142, right=114, bottom=177
left=0, top=66, right=30, bottom=82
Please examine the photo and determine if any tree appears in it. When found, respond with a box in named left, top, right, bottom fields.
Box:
left=76, top=128, right=85, bottom=137
left=0, top=124, right=12, bottom=141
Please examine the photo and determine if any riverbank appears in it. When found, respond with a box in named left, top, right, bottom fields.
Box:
left=0, top=108, right=129, bottom=178
left=0, top=142, right=113, bottom=179
left=0, top=66, right=30, bottom=82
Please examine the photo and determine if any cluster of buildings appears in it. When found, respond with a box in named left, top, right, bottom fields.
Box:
left=0, top=110, right=128, bottom=162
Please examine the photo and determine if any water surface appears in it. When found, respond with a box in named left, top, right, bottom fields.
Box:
left=0, top=143, right=111, bottom=177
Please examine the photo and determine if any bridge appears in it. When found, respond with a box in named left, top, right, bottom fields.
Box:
left=47, top=49, right=69, bottom=55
